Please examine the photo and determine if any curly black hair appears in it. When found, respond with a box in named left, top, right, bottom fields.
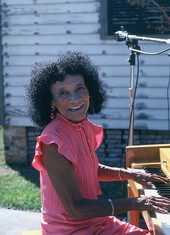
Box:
left=26, top=51, right=108, bottom=129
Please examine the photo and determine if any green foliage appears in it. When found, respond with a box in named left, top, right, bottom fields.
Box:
left=127, top=0, right=170, bottom=34
left=0, top=172, right=41, bottom=211
left=0, top=126, right=5, bottom=166
left=127, top=0, right=146, bottom=7
left=0, top=126, right=41, bottom=211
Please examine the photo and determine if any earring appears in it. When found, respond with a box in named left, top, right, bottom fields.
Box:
left=50, top=105, right=56, bottom=119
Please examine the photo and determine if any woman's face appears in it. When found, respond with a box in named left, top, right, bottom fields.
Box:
left=51, top=74, right=90, bottom=123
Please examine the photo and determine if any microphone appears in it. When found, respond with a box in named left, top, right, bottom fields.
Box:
left=166, top=39, right=170, bottom=44
left=114, top=30, right=128, bottom=42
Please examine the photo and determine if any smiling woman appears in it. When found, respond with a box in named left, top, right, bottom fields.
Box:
left=26, top=51, right=107, bottom=129
left=26, top=51, right=170, bottom=235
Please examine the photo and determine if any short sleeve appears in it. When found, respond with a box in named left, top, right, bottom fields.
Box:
left=85, top=120, right=103, bottom=150
left=32, top=134, right=77, bottom=172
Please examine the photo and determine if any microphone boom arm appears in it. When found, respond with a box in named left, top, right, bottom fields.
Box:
left=114, top=30, right=170, bottom=44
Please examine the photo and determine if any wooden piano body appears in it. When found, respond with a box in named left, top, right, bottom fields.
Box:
left=126, top=143, right=170, bottom=235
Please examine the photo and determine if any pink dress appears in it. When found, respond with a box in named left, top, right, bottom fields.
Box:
left=32, top=113, right=150, bottom=235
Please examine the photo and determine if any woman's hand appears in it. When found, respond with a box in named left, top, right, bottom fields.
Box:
left=134, top=195, right=170, bottom=214
left=113, top=195, right=170, bottom=215
left=127, top=169, right=169, bottom=189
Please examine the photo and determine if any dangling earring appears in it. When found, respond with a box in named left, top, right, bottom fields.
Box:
left=50, top=105, right=56, bottom=119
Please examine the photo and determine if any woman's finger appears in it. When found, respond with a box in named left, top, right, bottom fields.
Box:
left=133, top=172, right=169, bottom=184
left=149, top=174, right=169, bottom=183
left=151, top=205, right=168, bottom=214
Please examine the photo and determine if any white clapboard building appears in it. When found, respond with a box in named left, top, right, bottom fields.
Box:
left=0, top=0, right=170, bottom=164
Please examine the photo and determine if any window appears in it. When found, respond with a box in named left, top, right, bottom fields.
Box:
left=100, top=0, right=170, bottom=39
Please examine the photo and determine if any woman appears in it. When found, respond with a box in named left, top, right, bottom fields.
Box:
left=27, top=51, right=170, bottom=235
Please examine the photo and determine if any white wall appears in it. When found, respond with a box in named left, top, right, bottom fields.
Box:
left=1, top=0, right=170, bottom=130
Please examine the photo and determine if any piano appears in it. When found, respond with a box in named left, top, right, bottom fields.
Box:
left=126, top=144, right=170, bottom=235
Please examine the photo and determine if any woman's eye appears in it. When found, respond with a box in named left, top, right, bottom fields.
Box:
left=77, top=86, right=86, bottom=91
left=59, top=91, right=67, bottom=97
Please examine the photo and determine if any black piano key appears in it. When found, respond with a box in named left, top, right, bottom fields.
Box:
left=158, top=195, right=170, bottom=198
left=158, top=190, right=170, bottom=194
left=145, top=167, right=166, bottom=176
left=155, top=184, right=170, bottom=189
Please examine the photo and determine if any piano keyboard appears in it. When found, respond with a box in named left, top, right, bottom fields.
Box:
left=135, top=168, right=170, bottom=235
left=144, top=167, right=170, bottom=199
left=144, top=188, right=170, bottom=235
left=126, top=144, right=170, bottom=234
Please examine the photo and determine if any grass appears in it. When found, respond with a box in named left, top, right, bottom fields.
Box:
left=0, top=126, right=41, bottom=211
left=0, top=172, right=41, bottom=211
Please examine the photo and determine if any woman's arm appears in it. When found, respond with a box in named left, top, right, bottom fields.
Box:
left=97, top=163, right=128, bottom=181
left=42, top=143, right=170, bottom=219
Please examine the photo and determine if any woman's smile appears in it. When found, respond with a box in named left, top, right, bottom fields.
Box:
left=69, top=104, right=84, bottom=112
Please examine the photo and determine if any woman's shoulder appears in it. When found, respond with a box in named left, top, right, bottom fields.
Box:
left=85, top=118, right=103, bottom=133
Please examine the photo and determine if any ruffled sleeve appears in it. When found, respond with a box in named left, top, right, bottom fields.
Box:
left=32, top=134, right=77, bottom=172
left=93, top=125, right=103, bottom=150
left=85, top=120, right=103, bottom=150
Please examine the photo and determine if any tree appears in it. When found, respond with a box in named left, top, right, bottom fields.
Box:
left=127, top=0, right=170, bottom=34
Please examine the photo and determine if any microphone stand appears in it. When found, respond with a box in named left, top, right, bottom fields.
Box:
left=126, top=38, right=140, bottom=146
left=115, top=28, right=170, bottom=146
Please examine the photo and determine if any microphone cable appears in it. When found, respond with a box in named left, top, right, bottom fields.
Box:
left=129, top=46, right=170, bottom=55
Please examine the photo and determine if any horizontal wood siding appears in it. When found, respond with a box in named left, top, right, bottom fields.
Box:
left=1, top=0, right=170, bottom=130
left=0, top=7, right=4, bottom=125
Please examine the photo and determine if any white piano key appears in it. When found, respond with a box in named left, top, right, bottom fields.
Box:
left=155, top=212, right=170, bottom=235
left=144, top=189, right=160, bottom=197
